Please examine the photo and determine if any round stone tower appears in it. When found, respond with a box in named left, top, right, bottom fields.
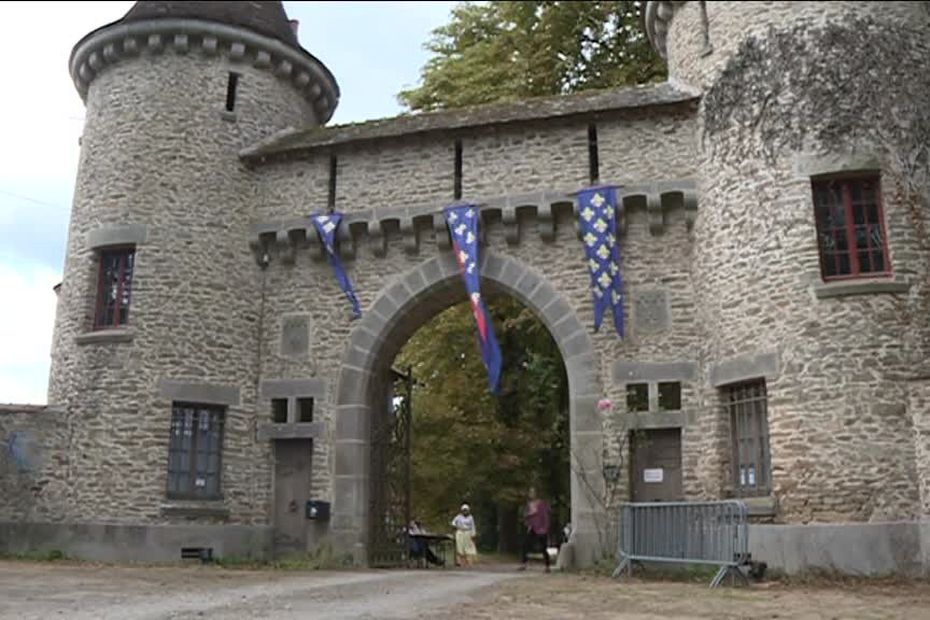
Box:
left=647, top=1, right=930, bottom=524
left=47, top=1, right=337, bottom=552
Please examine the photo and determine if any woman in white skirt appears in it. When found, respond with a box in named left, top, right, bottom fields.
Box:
left=451, top=503, right=477, bottom=566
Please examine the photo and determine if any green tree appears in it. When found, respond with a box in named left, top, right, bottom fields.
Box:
left=395, top=295, right=569, bottom=552
left=398, top=1, right=666, bottom=112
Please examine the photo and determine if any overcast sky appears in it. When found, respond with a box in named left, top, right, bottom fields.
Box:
left=0, top=1, right=456, bottom=404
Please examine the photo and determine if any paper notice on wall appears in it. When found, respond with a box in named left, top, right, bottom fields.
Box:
left=643, top=468, right=664, bottom=483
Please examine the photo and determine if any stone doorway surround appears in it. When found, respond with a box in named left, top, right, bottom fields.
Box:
left=331, top=251, right=604, bottom=566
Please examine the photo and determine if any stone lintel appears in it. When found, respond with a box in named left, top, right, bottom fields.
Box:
left=613, top=360, right=696, bottom=384
left=256, top=422, right=325, bottom=441
left=710, top=350, right=779, bottom=388
left=86, top=224, right=148, bottom=249
left=158, top=379, right=240, bottom=406
left=813, top=278, right=911, bottom=299
left=794, top=151, right=882, bottom=179
left=259, top=378, right=326, bottom=399
left=625, top=409, right=694, bottom=429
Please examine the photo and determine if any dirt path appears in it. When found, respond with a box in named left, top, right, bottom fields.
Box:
left=2, top=561, right=930, bottom=619
left=0, top=561, right=521, bottom=620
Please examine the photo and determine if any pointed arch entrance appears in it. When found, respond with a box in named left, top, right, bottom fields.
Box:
left=331, top=250, right=604, bottom=566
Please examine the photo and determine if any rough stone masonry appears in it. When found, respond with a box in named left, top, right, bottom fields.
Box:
left=1, top=0, right=929, bottom=576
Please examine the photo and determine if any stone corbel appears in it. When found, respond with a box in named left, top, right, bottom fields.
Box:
left=337, top=219, right=355, bottom=260
left=647, top=189, right=663, bottom=235
left=305, top=224, right=326, bottom=262
left=433, top=213, right=451, bottom=250
left=502, top=205, right=519, bottom=245
left=367, top=220, right=387, bottom=257
left=616, top=195, right=628, bottom=235
left=538, top=203, right=556, bottom=242
left=249, top=231, right=275, bottom=267
left=401, top=216, right=419, bottom=255
left=682, top=188, right=698, bottom=230
left=275, top=230, right=295, bottom=264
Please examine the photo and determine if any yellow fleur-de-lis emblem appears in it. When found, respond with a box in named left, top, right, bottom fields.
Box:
left=609, top=263, right=618, bottom=275
left=597, top=244, right=610, bottom=260
left=591, top=193, right=605, bottom=208
left=611, top=290, right=621, bottom=304
left=598, top=271, right=612, bottom=289
left=594, top=218, right=608, bottom=234
left=592, top=287, right=603, bottom=298
left=581, top=207, right=595, bottom=222
left=584, top=232, right=597, bottom=247
left=604, top=206, right=614, bottom=219
left=588, top=259, right=599, bottom=272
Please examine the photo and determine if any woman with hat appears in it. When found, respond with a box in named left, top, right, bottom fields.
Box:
left=451, top=503, right=477, bottom=567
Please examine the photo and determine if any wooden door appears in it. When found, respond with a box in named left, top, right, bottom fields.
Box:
left=631, top=429, right=682, bottom=502
left=273, top=439, right=312, bottom=556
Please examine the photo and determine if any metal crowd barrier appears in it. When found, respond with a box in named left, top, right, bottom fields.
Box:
left=612, top=500, right=750, bottom=588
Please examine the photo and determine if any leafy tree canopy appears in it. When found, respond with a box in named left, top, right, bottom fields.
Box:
left=398, top=1, right=666, bottom=112
left=395, top=295, right=569, bottom=551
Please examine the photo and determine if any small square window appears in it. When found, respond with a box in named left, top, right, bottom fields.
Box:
left=626, top=383, right=649, bottom=412
left=271, top=398, right=288, bottom=423
left=658, top=382, right=681, bottom=411
left=297, top=398, right=314, bottom=423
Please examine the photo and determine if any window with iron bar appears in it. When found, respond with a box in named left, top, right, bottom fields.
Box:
left=94, top=247, right=135, bottom=329
left=723, top=380, right=771, bottom=497
left=812, top=175, right=890, bottom=280
left=167, top=403, right=225, bottom=500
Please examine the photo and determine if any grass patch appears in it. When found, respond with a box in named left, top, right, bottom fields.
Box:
left=214, top=543, right=354, bottom=572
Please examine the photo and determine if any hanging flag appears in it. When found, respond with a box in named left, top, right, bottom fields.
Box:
left=310, top=212, right=361, bottom=320
left=443, top=205, right=502, bottom=394
left=576, top=186, right=624, bottom=337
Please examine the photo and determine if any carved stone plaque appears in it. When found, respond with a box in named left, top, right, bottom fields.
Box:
left=281, top=314, right=311, bottom=358
left=633, top=290, right=670, bottom=334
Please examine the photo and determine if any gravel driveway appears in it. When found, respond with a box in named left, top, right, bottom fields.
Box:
left=0, top=561, right=521, bottom=620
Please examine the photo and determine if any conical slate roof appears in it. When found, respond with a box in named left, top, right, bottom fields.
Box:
left=121, top=1, right=300, bottom=49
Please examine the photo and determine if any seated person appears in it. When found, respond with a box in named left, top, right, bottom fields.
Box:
left=407, top=519, right=444, bottom=567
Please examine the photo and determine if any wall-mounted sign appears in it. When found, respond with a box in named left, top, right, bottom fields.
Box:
left=643, top=468, right=664, bottom=483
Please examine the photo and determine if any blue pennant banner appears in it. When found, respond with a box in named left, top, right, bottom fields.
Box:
left=310, top=212, right=361, bottom=320
left=576, top=186, right=624, bottom=337
left=443, top=205, right=503, bottom=394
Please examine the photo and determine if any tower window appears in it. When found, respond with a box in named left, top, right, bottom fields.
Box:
left=94, top=247, right=135, bottom=330
left=658, top=382, right=681, bottom=411
left=328, top=154, right=338, bottom=210
left=453, top=139, right=463, bottom=200
left=297, top=398, right=314, bottom=423
left=626, top=383, right=649, bottom=412
left=271, top=398, right=288, bottom=423
left=225, top=72, right=239, bottom=112
left=723, top=380, right=770, bottom=497
left=812, top=175, right=890, bottom=280
left=587, top=124, right=599, bottom=184
left=167, top=403, right=225, bottom=500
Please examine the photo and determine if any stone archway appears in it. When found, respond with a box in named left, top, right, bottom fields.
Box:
left=331, top=250, right=604, bottom=566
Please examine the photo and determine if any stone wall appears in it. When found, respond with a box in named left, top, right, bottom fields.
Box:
left=45, top=45, right=319, bottom=528
left=252, top=104, right=703, bottom=540
left=0, top=406, right=69, bottom=523
left=688, top=2, right=930, bottom=522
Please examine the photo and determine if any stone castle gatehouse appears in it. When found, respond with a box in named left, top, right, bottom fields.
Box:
left=2, top=0, right=930, bottom=575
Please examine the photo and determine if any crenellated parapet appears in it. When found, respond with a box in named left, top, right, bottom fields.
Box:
left=70, top=18, right=339, bottom=122
left=248, top=179, right=697, bottom=265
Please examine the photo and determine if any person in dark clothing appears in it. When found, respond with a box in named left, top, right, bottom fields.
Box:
left=518, top=487, right=551, bottom=572
left=407, top=519, right=444, bottom=567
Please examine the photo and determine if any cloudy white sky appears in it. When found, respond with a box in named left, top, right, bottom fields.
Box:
left=0, top=1, right=456, bottom=404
